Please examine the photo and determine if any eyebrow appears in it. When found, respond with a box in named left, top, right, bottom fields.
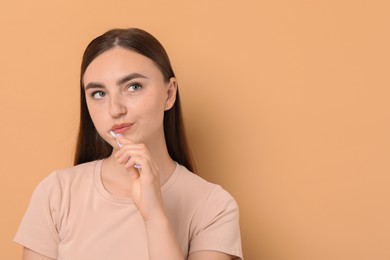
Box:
left=117, top=73, right=148, bottom=85
left=84, top=73, right=149, bottom=90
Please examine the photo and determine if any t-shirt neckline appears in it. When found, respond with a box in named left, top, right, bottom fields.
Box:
left=93, top=159, right=180, bottom=204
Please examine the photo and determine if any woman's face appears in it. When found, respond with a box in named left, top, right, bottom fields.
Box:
left=83, top=47, right=177, bottom=149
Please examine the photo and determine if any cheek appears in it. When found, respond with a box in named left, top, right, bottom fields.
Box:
left=135, top=90, right=166, bottom=114
left=86, top=101, right=106, bottom=129
left=86, top=101, right=97, bottom=121
left=141, top=96, right=166, bottom=121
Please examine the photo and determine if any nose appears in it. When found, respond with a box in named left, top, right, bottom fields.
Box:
left=109, top=93, right=127, bottom=118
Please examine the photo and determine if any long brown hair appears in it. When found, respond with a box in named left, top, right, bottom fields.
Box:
left=74, top=28, right=195, bottom=173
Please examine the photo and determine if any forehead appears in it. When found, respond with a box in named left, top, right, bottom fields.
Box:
left=83, top=47, right=162, bottom=84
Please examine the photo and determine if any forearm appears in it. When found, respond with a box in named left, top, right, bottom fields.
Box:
left=144, top=214, right=185, bottom=260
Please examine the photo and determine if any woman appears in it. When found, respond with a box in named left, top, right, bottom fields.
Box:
left=15, top=28, right=243, bottom=260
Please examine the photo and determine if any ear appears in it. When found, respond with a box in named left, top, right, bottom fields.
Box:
left=164, top=77, right=178, bottom=111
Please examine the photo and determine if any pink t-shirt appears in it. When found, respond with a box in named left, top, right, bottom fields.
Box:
left=14, top=160, right=243, bottom=259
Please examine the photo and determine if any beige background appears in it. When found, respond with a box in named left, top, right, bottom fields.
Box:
left=1, top=0, right=389, bottom=259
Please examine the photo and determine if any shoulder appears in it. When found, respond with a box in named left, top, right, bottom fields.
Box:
left=54, top=160, right=99, bottom=184
left=170, top=165, right=239, bottom=212
left=33, top=160, right=100, bottom=198
left=173, top=167, right=243, bottom=258
left=14, top=161, right=100, bottom=258
left=180, top=165, right=235, bottom=195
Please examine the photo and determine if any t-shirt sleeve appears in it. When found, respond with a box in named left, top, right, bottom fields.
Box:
left=14, top=172, right=61, bottom=259
left=189, top=186, right=243, bottom=259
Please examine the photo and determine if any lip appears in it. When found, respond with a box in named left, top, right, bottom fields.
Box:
left=111, top=123, right=134, bottom=134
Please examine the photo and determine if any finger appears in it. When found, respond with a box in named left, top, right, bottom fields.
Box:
left=128, top=156, right=159, bottom=184
left=113, top=139, right=155, bottom=173
left=116, top=135, right=135, bottom=145
left=116, top=153, right=131, bottom=164
left=115, top=145, right=144, bottom=158
left=123, top=156, right=143, bottom=171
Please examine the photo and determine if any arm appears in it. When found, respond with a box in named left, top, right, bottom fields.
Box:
left=23, top=248, right=55, bottom=260
left=135, top=180, right=231, bottom=260
left=115, top=138, right=184, bottom=260
left=143, top=213, right=185, bottom=260
left=143, top=212, right=234, bottom=260
left=115, top=138, right=242, bottom=260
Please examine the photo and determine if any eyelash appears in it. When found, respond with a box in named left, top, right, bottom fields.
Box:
left=89, top=82, right=143, bottom=99
left=91, top=91, right=106, bottom=99
left=126, top=82, right=143, bottom=92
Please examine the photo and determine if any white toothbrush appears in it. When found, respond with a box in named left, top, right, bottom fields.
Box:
left=109, top=130, right=123, bottom=148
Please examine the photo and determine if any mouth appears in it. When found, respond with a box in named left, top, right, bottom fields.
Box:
left=110, top=123, right=134, bottom=134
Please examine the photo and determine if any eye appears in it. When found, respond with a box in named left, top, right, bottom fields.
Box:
left=126, top=83, right=142, bottom=92
left=92, top=91, right=106, bottom=99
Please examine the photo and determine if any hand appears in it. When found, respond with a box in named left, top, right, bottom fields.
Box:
left=114, top=136, right=166, bottom=222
